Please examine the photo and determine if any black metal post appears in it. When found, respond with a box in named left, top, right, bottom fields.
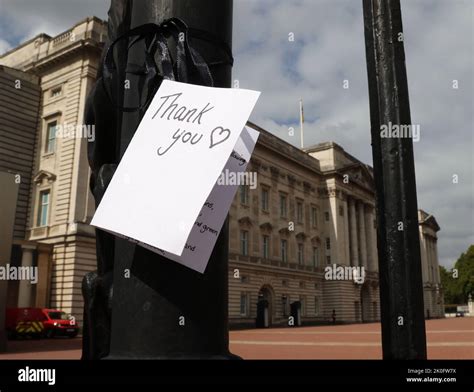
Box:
left=363, top=0, right=427, bottom=359
left=104, top=0, right=235, bottom=359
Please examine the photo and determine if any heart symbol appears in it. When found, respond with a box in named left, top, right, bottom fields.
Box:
left=210, top=126, right=231, bottom=149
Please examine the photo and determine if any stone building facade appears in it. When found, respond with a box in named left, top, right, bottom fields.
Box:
left=229, top=125, right=380, bottom=326
left=0, top=17, right=107, bottom=325
left=418, top=210, right=444, bottom=318
left=0, top=65, right=54, bottom=310
left=0, top=16, right=444, bottom=328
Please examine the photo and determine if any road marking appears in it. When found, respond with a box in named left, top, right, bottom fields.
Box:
left=231, top=340, right=379, bottom=347
left=230, top=340, right=474, bottom=347
left=428, top=330, right=474, bottom=333
left=233, top=330, right=474, bottom=335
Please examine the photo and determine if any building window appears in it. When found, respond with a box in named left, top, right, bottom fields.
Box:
left=240, top=276, right=249, bottom=284
left=240, top=293, right=249, bottom=316
left=354, top=301, right=361, bottom=321
left=279, top=194, right=287, bottom=218
left=314, top=297, right=320, bottom=316
left=296, top=200, right=303, bottom=223
left=326, top=255, right=331, bottom=265
left=50, top=86, right=62, bottom=97
left=261, top=188, right=269, bottom=211
left=281, top=239, right=288, bottom=262
left=239, top=185, right=249, bottom=205
left=282, top=295, right=290, bottom=317
left=373, top=302, right=378, bottom=320
left=297, top=243, right=304, bottom=265
left=37, top=190, right=50, bottom=227
left=324, top=211, right=330, bottom=222
left=262, top=235, right=270, bottom=259
left=312, top=247, right=319, bottom=267
left=45, top=121, right=57, bottom=153
left=300, top=296, right=306, bottom=317
left=299, top=281, right=305, bottom=289
left=311, top=206, right=318, bottom=228
left=325, top=237, right=331, bottom=250
left=339, top=206, right=344, bottom=216
left=240, top=230, right=249, bottom=256
left=282, top=279, right=289, bottom=287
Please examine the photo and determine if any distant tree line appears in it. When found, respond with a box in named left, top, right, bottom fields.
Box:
left=440, top=245, right=474, bottom=306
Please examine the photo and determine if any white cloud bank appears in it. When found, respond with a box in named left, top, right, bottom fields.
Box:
left=1, top=0, right=472, bottom=267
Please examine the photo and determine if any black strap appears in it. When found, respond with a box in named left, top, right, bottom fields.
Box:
left=101, top=18, right=233, bottom=112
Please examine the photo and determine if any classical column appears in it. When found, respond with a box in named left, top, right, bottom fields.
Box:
left=433, top=239, right=440, bottom=284
left=17, top=245, right=36, bottom=307
left=349, top=198, right=359, bottom=267
left=428, top=238, right=433, bottom=283
left=419, top=234, right=428, bottom=283
left=343, top=196, right=351, bottom=265
left=372, top=207, right=378, bottom=272
left=430, top=238, right=437, bottom=284
left=366, top=205, right=378, bottom=271
left=364, top=204, right=372, bottom=271
left=358, top=201, right=367, bottom=269
left=35, top=244, right=52, bottom=308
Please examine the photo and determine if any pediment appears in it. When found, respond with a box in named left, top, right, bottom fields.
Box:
left=340, top=163, right=374, bottom=189
left=260, top=222, right=273, bottom=231
left=420, top=214, right=440, bottom=232
left=295, top=232, right=307, bottom=241
left=238, top=216, right=253, bottom=227
left=33, top=170, right=56, bottom=185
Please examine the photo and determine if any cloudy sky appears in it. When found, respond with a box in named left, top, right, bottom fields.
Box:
left=0, top=0, right=472, bottom=268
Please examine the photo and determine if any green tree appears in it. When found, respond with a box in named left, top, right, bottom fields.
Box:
left=439, top=265, right=456, bottom=304
left=454, top=245, right=474, bottom=302
left=441, top=245, right=474, bottom=305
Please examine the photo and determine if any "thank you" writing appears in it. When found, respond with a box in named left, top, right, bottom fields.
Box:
left=153, top=92, right=231, bottom=156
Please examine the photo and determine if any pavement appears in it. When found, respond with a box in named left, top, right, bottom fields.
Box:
left=230, top=317, right=474, bottom=359
left=0, top=317, right=472, bottom=360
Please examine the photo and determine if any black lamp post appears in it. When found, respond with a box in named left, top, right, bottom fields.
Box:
left=363, top=0, right=427, bottom=359
left=83, top=0, right=236, bottom=359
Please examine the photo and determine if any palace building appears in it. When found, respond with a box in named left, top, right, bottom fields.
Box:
left=0, top=17, right=444, bottom=329
left=0, top=17, right=107, bottom=326
left=229, top=125, right=381, bottom=326
left=418, top=210, right=444, bottom=319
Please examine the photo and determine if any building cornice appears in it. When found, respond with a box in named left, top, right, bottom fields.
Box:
left=247, top=121, right=323, bottom=176
left=23, top=40, right=104, bottom=73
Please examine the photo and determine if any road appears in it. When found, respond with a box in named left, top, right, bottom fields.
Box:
left=0, top=317, right=472, bottom=359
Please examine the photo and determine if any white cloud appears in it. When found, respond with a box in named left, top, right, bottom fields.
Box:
left=0, top=39, right=11, bottom=54
left=0, top=0, right=108, bottom=45
left=234, top=0, right=473, bottom=268
left=1, top=0, right=472, bottom=268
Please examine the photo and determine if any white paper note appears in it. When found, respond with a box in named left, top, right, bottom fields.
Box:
left=91, top=80, right=260, bottom=266
left=138, top=126, right=259, bottom=272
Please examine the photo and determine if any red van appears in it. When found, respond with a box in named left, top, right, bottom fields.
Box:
left=5, top=308, right=79, bottom=339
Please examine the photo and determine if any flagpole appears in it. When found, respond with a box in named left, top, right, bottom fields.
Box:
left=299, top=98, right=304, bottom=149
